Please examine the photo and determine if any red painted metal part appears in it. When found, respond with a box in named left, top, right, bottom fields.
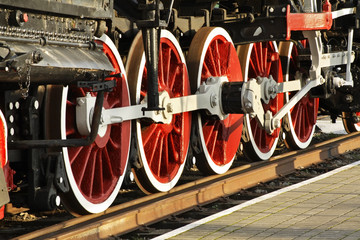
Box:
left=0, top=112, right=8, bottom=219
left=286, top=1, right=332, bottom=40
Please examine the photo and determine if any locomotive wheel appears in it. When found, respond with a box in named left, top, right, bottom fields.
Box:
left=342, top=112, right=360, bottom=133
left=187, top=27, right=243, bottom=175
left=45, top=35, right=131, bottom=215
left=238, top=42, right=284, bottom=161
left=279, top=41, right=319, bottom=149
left=126, top=30, right=191, bottom=193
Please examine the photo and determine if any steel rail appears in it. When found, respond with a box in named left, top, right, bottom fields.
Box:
left=13, top=132, right=360, bottom=240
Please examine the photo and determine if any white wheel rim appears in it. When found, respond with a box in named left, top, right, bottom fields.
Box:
left=133, top=30, right=188, bottom=192
left=242, top=42, right=279, bottom=160
left=195, top=27, right=237, bottom=174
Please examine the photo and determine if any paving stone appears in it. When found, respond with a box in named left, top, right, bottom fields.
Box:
left=169, top=165, right=360, bottom=240
left=342, top=230, right=360, bottom=240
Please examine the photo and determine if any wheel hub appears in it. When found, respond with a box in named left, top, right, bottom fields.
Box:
left=258, top=75, right=278, bottom=104
left=159, top=91, right=173, bottom=125
left=76, top=92, right=110, bottom=141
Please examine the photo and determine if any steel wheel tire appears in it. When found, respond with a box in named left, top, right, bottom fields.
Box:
left=126, top=30, right=191, bottom=193
left=187, top=27, right=243, bottom=175
left=45, top=34, right=131, bottom=215
left=238, top=41, right=284, bottom=161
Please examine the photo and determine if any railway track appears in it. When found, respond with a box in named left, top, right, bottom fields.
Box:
left=13, top=132, right=360, bottom=240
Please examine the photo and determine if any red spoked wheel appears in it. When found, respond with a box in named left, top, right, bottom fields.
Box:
left=342, top=112, right=360, bottom=133
left=126, top=30, right=191, bottom=193
left=187, top=27, right=243, bottom=174
left=45, top=34, right=131, bottom=215
left=238, top=42, right=284, bottom=161
left=279, top=41, right=319, bottom=149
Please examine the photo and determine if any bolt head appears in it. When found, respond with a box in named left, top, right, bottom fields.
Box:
left=167, top=103, right=173, bottom=113
left=345, top=94, right=353, bottom=103
left=245, top=102, right=252, bottom=109
left=210, top=95, right=218, bottom=107
left=274, top=119, right=281, bottom=128
left=33, top=100, right=39, bottom=110
left=55, top=195, right=61, bottom=207
left=77, top=98, right=85, bottom=106
left=129, top=172, right=135, bottom=182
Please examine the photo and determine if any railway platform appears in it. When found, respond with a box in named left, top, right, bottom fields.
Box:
left=154, top=160, right=360, bottom=240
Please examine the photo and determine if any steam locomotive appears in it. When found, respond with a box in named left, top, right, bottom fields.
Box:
left=0, top=0, right=358, bottom=218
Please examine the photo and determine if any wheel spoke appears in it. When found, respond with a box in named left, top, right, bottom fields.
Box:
left=146, top=127, right=162, bottom=167
left=81, top=149, right=97, bottom=197
left=214, top=40, right=222, bottom=75
left=158, top=43, right=166, bottom=89
left=163, top=135, right=169, bottom=175
left=169, top=64, right=179, bottom=91
left=208, top=122, right=220, bottom=157
left=208, top=45, right=219, bottom=76
left=264, top=43, right=268, bottom=75
left=156, top=134, right=164, bottom=176
left=292, top=104, right=300, bottom=126
left=252, top=44, right=260, bottom=74
left=224, top=42, right=232, bottom=74
left=169, top=133, right=180, bottom=162
left=303, top=108, right=308, bottom=137
left=296, top=106, right=303, bottom=137
left=164, top=47, right=172, bottom=86
left=103, top=146, right=115, bottom=177
left=71, top=150, right=88, bottom=184
left=68, top=146, right=83, bottom=163
left=203, top=122, right=216, bottom=147
left=258, top=43, right=264, bottom=74
left=142, top=125, right=159, bottom=147
left=94, top=150, right=104, bottom=197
